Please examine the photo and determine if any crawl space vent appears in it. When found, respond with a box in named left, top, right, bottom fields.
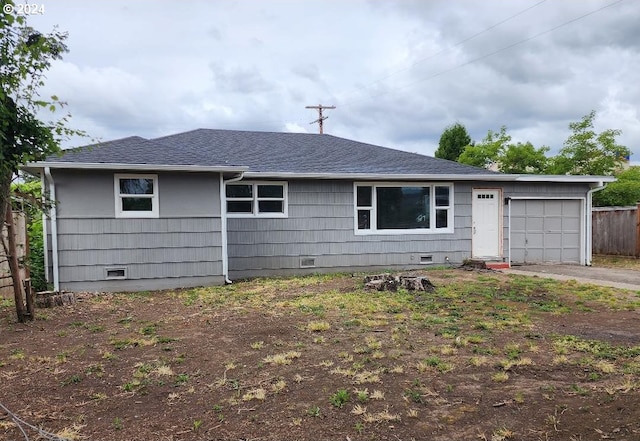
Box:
left=105, top=267, right=127, bottom=279
left=300, top=257, right=316, bottom=268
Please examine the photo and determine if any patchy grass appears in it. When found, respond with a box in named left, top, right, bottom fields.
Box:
left=305, top=320, right=331, bottom=332
left=1, top=269, right=640, bottom=441
left=263, top=351, right=301, bottom=366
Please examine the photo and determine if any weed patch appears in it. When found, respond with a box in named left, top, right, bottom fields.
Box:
left=329, top=389, right=350, bottom=408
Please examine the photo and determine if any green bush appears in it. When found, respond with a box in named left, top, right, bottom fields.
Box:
left=593, top=166, right=640, bottom=207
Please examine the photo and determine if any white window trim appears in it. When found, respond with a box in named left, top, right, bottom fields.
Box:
left=114, top=174, right=159, bottom=218
left=353, top=182, right=454, bottom=235
left=225, top=181, right=288, bottom=218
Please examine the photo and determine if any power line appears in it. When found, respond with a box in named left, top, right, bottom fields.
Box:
left=340, top=0, right=625, bottom=108
left=340, top=0, right=548, bottom=102
left=194, top=1, right=624, bottom=134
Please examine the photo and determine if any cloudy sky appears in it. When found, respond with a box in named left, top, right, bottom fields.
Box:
left=26, top=0, right=639, bottom=161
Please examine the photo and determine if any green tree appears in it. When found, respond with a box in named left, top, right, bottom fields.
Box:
left=499, top=141, right=550, bottom=174
left=458, top=126, right=510, bottom=169
left=1, top=1, right=78, bottom=231
left=547, top=110, right=630, bottom=176
left=435, top=122, right=472, bottom=161
left=1, top=1, right=81, bottom=321
left=593, top=166, right=640, bottom=207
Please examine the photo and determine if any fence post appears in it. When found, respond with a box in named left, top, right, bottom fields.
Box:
left=636, top=203, right=640, bottom=258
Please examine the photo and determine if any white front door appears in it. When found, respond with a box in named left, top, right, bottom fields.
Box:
left=472, top=189, right=501, bottom=258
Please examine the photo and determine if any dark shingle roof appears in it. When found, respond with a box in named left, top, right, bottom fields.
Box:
left=47, top=129, right=498, bottom=176
left=47, top=135, right=242, bottom=167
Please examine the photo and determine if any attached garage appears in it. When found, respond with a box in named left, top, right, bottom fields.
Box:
left=510, top=199, right=584, bottom=264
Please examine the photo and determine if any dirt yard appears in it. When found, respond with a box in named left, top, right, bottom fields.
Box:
left=1, top=268, right=640, bottom=441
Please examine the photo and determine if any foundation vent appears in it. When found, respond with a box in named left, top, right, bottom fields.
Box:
left=105, top=267, right=127, bottom=280
left=300, top=257, right=316, bottom=268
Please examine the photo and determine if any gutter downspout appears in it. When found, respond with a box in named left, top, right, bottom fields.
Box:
left=220, top=172, right=244, bottom=284
left=44, top=167, right=60, bottom=292
left=506, top=197, right=511, bottom=266
left=585, top=181, right=607, bottom=266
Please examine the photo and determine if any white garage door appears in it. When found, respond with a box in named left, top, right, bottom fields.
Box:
left=510, top=200, right=582, bottom=264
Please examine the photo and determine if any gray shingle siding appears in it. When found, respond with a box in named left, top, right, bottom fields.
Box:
left=49, top=169, right=225, bottom=292
left=227, top=179, right=472, bottom=279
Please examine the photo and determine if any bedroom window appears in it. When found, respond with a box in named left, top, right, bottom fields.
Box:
left=354, top=183, right=453, bottom=234
left=114, top=174, right=158, bottom=218
left=226, top=182, right=288, bottom=217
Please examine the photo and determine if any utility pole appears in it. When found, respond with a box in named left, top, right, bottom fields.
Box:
left=305, top=104, right=335, bottom=134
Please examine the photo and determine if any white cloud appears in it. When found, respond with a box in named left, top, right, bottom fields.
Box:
left=284, top=123, right=308, bottom=133
left=24, top=0, right=640, bottom=161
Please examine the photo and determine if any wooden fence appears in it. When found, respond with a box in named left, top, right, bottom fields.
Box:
left=592, top=203, right=640, bottom=257
left=1, top=211, right=28, bottom=299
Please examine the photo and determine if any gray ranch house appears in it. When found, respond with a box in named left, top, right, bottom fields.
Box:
left=25, top=129, right=613, bottom=292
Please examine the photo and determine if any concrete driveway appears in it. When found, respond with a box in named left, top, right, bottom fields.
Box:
left=504, top=264, right=640, bottom=291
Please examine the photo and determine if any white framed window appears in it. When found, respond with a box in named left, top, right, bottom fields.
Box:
left=354, top=182, right=453, bottom=234
left=114, top=174, right=159, bottom=218
left=226, top=181, right=288, bottom=218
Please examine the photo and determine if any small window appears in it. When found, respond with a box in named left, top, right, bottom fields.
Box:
left=435, top=186, right=451, bottom=229
left=357, top=210, right=370, bottom=230
left=226, top=184, right=252, bottom=198
left=226, top=184, right=253, bottom=214
left=115, top=174, right=158, bottom=218
left=227, top=200, right=253, bottom=213
left=258, top=185, right=283, bottom=198
left=226, top=182, right=288, bottom=217
left=357, top=186, right=372, bottom=207
left=356, top=186, right=373, bottom=230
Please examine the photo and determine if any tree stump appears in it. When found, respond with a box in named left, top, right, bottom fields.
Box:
left=399, top=276, right=436, bottom=292
left=35, top=291, right=76, bottom=308
left=364, top=274, right=400, bottom=291
left=364, top=274, right=435, bottom=292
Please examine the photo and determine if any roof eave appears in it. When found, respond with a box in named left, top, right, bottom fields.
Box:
left=513, top=174, right=616, bottom=184
left=21, top=164, right=616, bottom=185
left=23, top=161, right=248, bottom=173
left=243, top=172, right=616, bottom=183
left=242, top=171, right=512, bottom=181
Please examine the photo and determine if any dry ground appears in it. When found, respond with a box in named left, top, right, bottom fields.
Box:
left=1, top=267, right=640, bottom=441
